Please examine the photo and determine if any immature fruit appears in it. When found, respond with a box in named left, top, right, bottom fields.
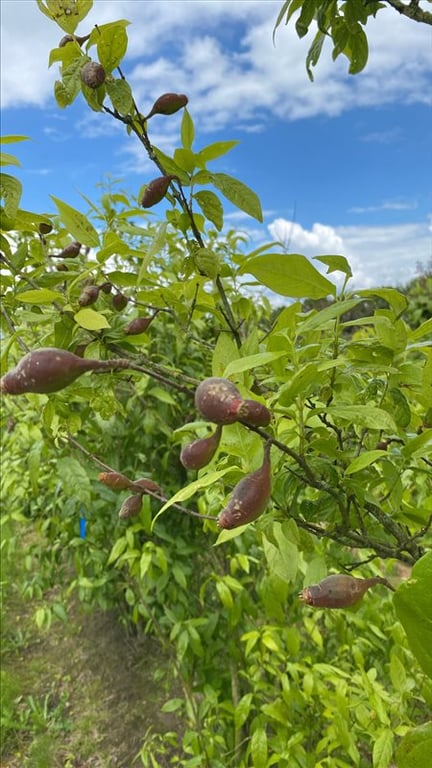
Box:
left=0, top=347, right=116, bottom=395
left=193, top=247, right=220, bottom=279
left=98, top=471, right=132, bottom=491
left=118, top=494, right=142, bottom=519
left=78, top=285, right=99, bottom=307
left=299, top=574, right=394, bottom=609
left=81, top=61, right=106, bottom=89
left=218, top=441, right=271, bottom=529
left=141, top=176, right=176, bottom=208
left=124, top=315, right=155, bottom=335
left=57, top=241, right=81, bottom=259
left=145, top=92, right=188, bottom=119
left=99, top=281, right=113, bottom=294
left=195, top=377, right=242, bottom=425
left=112, top=292, right=128, bottom=311
left=180, top=425, right=223, bottom=470
left=59, top=33, right=90, bottom=47
left=38, top=222, right=53, bottom=235
left=129, top=477, right=162, bottom=494
left=236, top=399, right=271, bottom=427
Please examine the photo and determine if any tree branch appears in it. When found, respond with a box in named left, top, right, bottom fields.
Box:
left=383, top=0, right=432, bottom=24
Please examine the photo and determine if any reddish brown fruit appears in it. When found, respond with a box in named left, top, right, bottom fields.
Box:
left=145, top=93, right=188, bottom=119
left=237, top=399, right=271, bottom=427
left=118, top=494, right=142, bottom=519
left=218, top=441, right=271, bottom=529
left=0, top=347, right=121, bottom=395
left=194, top=377, right=242, bottom=425
left=59, top=33, right=90, bottom=47
left=141, top=176, right=177, bottom=208
left=99, top=281, right=113, bottom=294
left=124, top=316, right=155, bottom=335
left=299, top=574, right=394, bottom=609
left=112, top=292, right=128, bottom=311
left=56, top=241, right=81, bottom=259
left=98, top=471, right=132, bottom=491
left=81, top=61, right=106, bottom=89
left=129, top=477, right=162, bottom=494
left=78, top=285, right=99, bottom=307
left=180, top=425, right=223, bottom=470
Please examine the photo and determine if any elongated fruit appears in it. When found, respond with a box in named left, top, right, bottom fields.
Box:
left=129, top=477, right=162, bottom=494
left=0, top=348, right=130, bottom=395
left=236, top=399, right=271, bottom=427
left=112, top=292, right=128, bottom=311
left=78, top=285, right=99, bottom=306
left=141, top=176, right=177, bottom=208
left=299, top=574, right=394, bottom=609
left=195, top=377, right=242, bottom=425
left=118, top=494, right=142, bottom=519
left=124, top=315, right=156, bottom=335
left=180, top=425, right=222, bottom=470
left=98, top=472, right=132, bottom=491
left=218, top=441, right=271, bottom=529
left=146, top=92, right=188, bottom=119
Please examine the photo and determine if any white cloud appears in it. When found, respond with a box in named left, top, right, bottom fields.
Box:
left=1, top=0, right=431, bottom=126
left=266, top=217, right=431, bottom=289
left=349, top=200, right=418, bottom=214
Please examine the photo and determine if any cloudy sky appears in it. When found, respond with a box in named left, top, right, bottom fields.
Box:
left=1, top=0, right=431, bottom=290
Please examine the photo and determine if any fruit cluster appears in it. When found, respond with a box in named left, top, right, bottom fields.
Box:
left=180, top=377, right=273, bottom=529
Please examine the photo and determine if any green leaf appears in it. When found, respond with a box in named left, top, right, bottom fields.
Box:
left=402, top=429, right=432, bottom=459
left=0, top=173, right=22, bottom=218
left=152, top=147, right=189, bottom=185
left=395, top=722, right=432, bottom=768
left=18, top=289, right=64, bottom=305
left=106, top=78, right=133, bottom=115
left=209, top=172, right=262, bottom=222
left=306, top=29, right=325, bottom=81
left=38, top=0, right=93, bottom=34
left=314, top=254, right=353, bottom=277
left=152, top=468, right=233, bottom=526
left=0, top=135, right=29, bottom=144
left=234, top=693, right=253, bottom=729
left=214, top=524, right=249, bottom=545
left=373, top=728, right=393, bottom=768
left=223, top=351, right=287, bottom=378
left=239, top=253, right=336, bottom=299
left=173, top=148, right=195, bottom=174
left=299, top=298, right=361, bottom=333
left=96, top=22, right=128, bottom=71
left=278, top=363, right=320, bottom=405
left=0, top=152, right=21, bottom=167
left=195, top=140, right=239, bottom=167
left=357, top=288, right=408, bottom=317
left=181, top=108, right=195, bottom=150
left=250, top=727, right=268, bottom=768
left=345, top=450, right=388, bottom=475
left=107, top=535, right=128, bottom=565
left=74, top=308, right=110, bottom=330
left=50, top=195, right=100, bottom=247
left=193, top=190, right=223, bottom=231
left=326, top=405, right=397, bottom=432
left=394, top=552, right=432, bottom=679
left=347, top=27, right=369, bottom=75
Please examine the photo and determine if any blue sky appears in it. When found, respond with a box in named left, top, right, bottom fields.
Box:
left=1, top=0, right=431, bottom=290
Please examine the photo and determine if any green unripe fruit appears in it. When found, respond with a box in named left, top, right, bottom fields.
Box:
left=193, top=247, right=220, bottom=279
left=38, top=222, right=53, bottom=235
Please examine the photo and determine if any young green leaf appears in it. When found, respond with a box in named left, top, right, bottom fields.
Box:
left=50, top=195, right=100, bottom=247
left=74, top=308, right=110, bottom=330
left=239, top=253, right=336, bottom=299
left=181, top=108, right=195, bottom=150
left=193, top=190, right=223, bottom=231
left=209, top=172, right=263, bottom=222
left=96, top=22, right=128, bottom=71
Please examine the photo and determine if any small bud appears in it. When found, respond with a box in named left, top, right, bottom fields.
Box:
left=146, top=92, right=188, bottom=119
left=99, top=281, right=113, bottom=294
left=38, top=222, right=53, bottom=235
left=141, top=176, right=177, bottom=208
left=81, top=61, right=106, bottom=89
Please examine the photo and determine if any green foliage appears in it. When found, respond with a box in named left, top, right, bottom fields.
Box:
left=1, top=2, right=431, bottom=764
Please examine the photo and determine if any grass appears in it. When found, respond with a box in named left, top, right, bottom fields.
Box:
left=0, top=532, right=180, bottom=768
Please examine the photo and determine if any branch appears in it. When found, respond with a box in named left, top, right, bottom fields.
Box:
left=383, top=0, right=432, bottom=24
